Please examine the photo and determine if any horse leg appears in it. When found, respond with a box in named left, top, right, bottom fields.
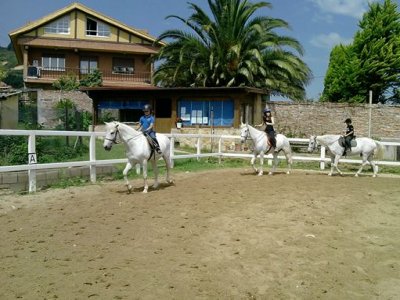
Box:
left=163, top=154, right=173, bottom=184
left=328, top=156, right=335, bottom=176
left=142, top=160, right=149, bottom=193
left=284, top=149, right=293, bottom=174
left=268, top=151, right=277, bottom=175
left=258, top=152, right=264, bottom=176
left=123, top=162, right=133, bottom=193
left=355, top=153, right=370, bottom=177
left=333, top=155, right=343, bottom=176
left=251, top=153, right=258, bottom=174
left=151, top=158, right=159, bottom=189
left=368, top=155, right=378, bottom=177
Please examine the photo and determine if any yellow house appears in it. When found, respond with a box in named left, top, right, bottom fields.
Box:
left=9, top=2, right=164, bottom=89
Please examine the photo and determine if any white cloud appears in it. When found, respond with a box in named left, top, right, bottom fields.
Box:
left=308, top=0, right=372, bottom=19
left=310, top=32, right=353, bottom=49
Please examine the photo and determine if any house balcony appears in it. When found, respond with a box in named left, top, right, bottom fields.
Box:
left=25, top=66, right=152, bottom=87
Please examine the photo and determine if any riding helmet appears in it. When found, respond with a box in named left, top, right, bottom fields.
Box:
left=263, top=108, right=271, bottom=113
left=344, top=118, right=352, bottom=123
left=143, top=104, right=152, bottom=112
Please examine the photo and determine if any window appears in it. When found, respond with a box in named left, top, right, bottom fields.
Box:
left=80, top=57, right=98, bottom=74
left=178, top=99, right=234, bottom=126
left=86, top=17, right=110, bottom=37
left=42, top=55, right=65, bottom=71
left=44, top=15, right=70, bottom=34
left=112, top=57, right=135, bottom=74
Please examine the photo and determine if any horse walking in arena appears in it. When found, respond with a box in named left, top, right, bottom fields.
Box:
left=103, top=121, right=173, bottom=193
left=307, top=135, right=382, bottom=177
left=240, top=123, right=293, bottom=176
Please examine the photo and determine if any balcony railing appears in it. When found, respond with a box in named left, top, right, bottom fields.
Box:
left=26, top=66, right=152, bottom=85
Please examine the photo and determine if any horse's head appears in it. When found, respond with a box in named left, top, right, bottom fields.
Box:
left=240, top=123, right=249, bottom=144
left=103, top=122, right=119, bottom=151
left=307, top=135, right=318, bottom=152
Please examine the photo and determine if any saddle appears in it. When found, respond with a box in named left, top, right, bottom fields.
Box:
left=338, top=136, right=357, bottom=148
left=143, top=133, right=161, bottom=156
left=265, top=133, right=276, bottom=149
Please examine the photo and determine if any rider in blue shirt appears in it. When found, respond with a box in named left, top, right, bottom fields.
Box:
left=138, top=104, right=161, bottom=154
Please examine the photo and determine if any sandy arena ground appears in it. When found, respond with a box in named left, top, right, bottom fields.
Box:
left=0, top=168, right=399, bottom=299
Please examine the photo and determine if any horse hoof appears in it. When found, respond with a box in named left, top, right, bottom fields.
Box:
left=328, top=173, right=332, bottom=176
left=127, top=186, right=133, bottom=194
left=373, top=174, right=377, bottom=178
left=268, top=172, right=273, bottom=176
left=142, top=190, right=148, bottom=194
left=258, top=172, right=263, bottom=176
left=286, top=171, right=290, bottom=175
left=354, top=173, right=359, bottom=177
left=152, top=184, right=159, bottom=189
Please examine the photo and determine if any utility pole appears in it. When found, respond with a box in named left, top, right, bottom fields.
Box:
left=368, top=90, right=372, bottom=138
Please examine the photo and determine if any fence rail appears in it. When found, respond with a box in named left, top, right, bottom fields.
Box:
left=1, top=129, right=399, bottom=193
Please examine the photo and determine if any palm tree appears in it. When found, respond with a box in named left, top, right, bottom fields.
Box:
left=153, top=0, right=312, bottom=100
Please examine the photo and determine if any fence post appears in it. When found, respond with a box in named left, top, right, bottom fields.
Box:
left=170, top=136, right=175, bottom=168
left=28, top=133, right=37, bottom=193
left=89, top=133, right=96, bottom=183
left=218, top=137, right=223, bottom=164
left=320, top=146, right=326, bottom=170
left=196, top=137, right=201, bottom=161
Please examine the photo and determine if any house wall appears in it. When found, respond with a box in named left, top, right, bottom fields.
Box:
left=25, top=10, right=150, bottom=45
left=0, top=94, right=19, bottom=129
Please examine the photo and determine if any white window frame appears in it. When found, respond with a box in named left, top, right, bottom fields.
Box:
left=86, top=17, right=110, bottom=37
left=42, top=56, right=65, bottom=71
left=44, top=15, right=70, bottom=34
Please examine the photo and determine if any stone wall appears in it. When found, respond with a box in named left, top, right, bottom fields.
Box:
left=173, top=101, right=400, bottom=151
left=268, top=102, right=400, bottom=139
left=0, top=165, right=116, bottom=194
left=37, top=90, right=93, bottom=129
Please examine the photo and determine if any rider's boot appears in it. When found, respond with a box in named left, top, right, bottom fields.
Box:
left=154, top=139, right=162, bottom=154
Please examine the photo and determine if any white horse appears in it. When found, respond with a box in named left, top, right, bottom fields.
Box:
left=240, top=123, right=293, bottom=175
left=307, top=135, right=381, bottom=177
left=103, top=121, right=173, bottom=193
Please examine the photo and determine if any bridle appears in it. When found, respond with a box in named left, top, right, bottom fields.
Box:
left=105, top=125, right=120, bottom=144
left=241, top=127, right=251, bottom=142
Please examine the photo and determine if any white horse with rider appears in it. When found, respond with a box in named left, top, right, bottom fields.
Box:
left=307, top=134, right=382, bottom=177
left=103, top=121, right=173, bottom=193
left=240, top=123, right=293, bottom=176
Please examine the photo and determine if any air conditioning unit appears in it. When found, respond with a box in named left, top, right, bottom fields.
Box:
left=27, top=66, right=40, bottom=77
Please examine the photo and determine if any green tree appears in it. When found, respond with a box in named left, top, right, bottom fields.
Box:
left=322, top=44, right=363, bottom=102
left=153, top=0, right=311, bottom=100
left=323, top=0, right=400, bottom=103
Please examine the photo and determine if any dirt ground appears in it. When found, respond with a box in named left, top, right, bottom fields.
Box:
left=0, top=168, right=399, bottom=299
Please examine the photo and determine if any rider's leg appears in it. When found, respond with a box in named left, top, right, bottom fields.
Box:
left=149, top=132, right=161, bottom=153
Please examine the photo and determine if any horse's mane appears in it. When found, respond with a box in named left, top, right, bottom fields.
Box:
left=317, top=135, right=341, bottom=145
left=113, top=121, right=140, bottom=134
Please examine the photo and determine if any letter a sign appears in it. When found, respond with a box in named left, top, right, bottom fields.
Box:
left=28, top=152, right=37, bottom=164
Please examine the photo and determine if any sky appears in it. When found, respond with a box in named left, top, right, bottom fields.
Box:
left=0, top=0, right=392, bottom=99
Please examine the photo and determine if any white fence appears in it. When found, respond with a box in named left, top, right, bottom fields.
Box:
left=0, top=129, right=399, bottom=193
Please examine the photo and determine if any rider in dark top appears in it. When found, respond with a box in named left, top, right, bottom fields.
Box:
left=343, top=118, right=354, bottom=155
left=262, top=108, right=276, bottom=149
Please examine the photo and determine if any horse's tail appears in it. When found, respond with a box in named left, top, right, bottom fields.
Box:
left=373, top=141, right=384, bottom=160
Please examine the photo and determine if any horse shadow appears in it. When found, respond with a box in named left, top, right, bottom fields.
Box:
left=240, top=170, right=288, bottom=176
left=116, top=181, right=175, bottom=194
